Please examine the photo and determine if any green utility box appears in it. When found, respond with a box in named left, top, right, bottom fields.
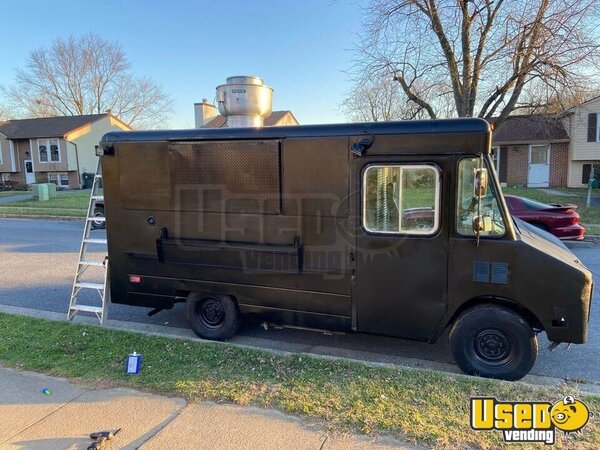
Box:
left=31, top=184, right=49, bottom=201
left=31, top=183, right=57, bottom=201
left=47, top=182, right=57, bottom=198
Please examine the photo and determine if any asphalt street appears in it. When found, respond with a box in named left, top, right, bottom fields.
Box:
left=0, top=218, right=599, bottom=384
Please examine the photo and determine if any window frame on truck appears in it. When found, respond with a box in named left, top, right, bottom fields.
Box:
left=361, top=163, right=441, bottom=236
left=455, top=156, right=507, bottom=239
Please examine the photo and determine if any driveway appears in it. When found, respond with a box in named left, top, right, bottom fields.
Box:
left=0, top=218, right=598, bottom=384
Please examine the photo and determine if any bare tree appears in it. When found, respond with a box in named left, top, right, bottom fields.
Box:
left=516, top=82, right=600, bottom=115
left=341, top=77, right=428, bottom=121
left=0, top=104, right=9, bottom=122
left=3, top=34, right=172, bottom=129
left=354, top=0, right=600, bottom=127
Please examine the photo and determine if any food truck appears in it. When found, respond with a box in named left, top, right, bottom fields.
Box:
left=97, top=77, right=592, bottom=381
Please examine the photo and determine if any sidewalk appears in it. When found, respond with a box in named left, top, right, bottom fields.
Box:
left=0, top=193, right=32, bottom=204
left=0, top=367, right=419, bottom=450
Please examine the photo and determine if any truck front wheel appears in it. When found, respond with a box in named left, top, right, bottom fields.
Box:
left=449, top=305, right=538, bottom=381
left=186, top=293, right=240, bottom=341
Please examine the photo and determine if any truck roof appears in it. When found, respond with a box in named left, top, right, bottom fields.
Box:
left=101, top=118, right=490, bottom=144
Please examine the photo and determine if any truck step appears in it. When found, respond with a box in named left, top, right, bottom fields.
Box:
left=86, top=217, right=106, bottom=222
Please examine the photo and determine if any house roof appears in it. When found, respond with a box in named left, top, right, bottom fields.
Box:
left=491, top=114, right=569, bottom=143
left=0, top=114, right=112, bottom=139
left=203, top=110, right=296, bottom=128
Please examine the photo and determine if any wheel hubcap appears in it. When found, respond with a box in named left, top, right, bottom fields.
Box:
left=196, top=298, right=225, bottom=328
left=473, top=329, right=512, bottom=365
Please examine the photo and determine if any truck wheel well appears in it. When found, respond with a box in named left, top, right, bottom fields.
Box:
left=175, top=290, right=240, bottom=309
left=449, top=297, right=543, bottom=332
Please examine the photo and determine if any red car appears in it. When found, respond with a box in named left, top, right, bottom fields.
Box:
left=504, top=195, right=585, bottom=240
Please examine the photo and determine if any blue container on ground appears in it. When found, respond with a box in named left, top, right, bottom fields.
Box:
left=125, top=351, right=142, bottom=375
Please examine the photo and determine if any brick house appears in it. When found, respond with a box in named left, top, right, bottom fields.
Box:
left=0, top=114, right=131, bottom=189
left=492, top=115, right=570, bottom=188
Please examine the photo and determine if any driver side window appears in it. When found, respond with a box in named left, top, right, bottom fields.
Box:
left=456, top=157, right=505, bottom=237
left=363, top=164, right=440, bottom=235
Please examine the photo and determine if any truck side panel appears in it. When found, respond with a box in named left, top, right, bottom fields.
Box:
left=103, top=137, right=354, bottom=328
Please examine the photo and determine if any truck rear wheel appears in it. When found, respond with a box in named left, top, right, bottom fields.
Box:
left=186, top=293, right=240, bottom=341
left=449, top=305, right=537, bottom=381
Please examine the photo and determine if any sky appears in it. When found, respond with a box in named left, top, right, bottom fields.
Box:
left=0, top=0, right=366, bottom=128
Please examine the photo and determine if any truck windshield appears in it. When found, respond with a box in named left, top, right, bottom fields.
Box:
left=456, top=157, right=506, bottom=237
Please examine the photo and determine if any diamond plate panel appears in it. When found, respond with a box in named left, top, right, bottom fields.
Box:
left=170, top=140, right=281, bottom=213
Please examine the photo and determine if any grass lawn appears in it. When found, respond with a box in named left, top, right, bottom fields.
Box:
left=0, top=313, right=598, bottom=449
left=503, top=187, right=600, bottom=225
left=0, top=190, right=89, bottom=217
left=0, top=191, right=31, bottom=198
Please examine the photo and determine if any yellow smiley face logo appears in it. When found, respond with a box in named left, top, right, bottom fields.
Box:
left=550, top=396, right=590, bottom=433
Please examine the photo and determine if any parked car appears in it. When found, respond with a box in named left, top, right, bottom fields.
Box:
left=504, top=195, right=585, bottom=240
left=91, top=200, right=105, bottom=229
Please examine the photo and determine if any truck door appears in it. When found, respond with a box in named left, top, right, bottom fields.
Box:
left=354, top=157, right=449, bottom=340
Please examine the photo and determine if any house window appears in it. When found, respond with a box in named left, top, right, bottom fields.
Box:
left=59, top=173, right=69, bottom=187
left=530, top=144, right=549, bottom=165
left=491, top=146, right=500, bottom=172
left=38, top=138, right=60, bottom=163
left=363, top=164, right=441, bottom=235
left=582, top=164, right=600, bottom=184
left=597, top=114, right=600, bottom=142
left=48, top=172, right=70, bottom=187
left=0, top=142, right=3, bottom=165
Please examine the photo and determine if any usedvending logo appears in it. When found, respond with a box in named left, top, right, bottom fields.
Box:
left=470, top=396, right=591, bottom=445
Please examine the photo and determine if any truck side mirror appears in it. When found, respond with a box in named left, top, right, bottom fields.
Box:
left=474, top=168, right=488, bottom=198
left=472, top=215, right=492, bottom=233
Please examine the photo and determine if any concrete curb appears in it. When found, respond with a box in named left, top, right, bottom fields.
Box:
left=1, top=303, right=599, bottom=395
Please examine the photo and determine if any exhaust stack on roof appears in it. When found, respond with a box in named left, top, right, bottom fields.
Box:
left=216, top=76, right=273, bottom=128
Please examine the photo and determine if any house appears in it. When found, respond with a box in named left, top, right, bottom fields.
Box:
left=194, top=100, right=299, bottom=128
left=491, top=115, right=570, bottom=188
left=564, top=96, right=600, bottom=187
left=0, top=114, right=131, bottom=189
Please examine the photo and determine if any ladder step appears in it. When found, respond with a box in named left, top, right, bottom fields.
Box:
left=84, top=238, right=107, bottom=244
left=86, top=217, right=106, bottom=222
left=80, top=260, right=106, bottom=267
left=92, top=196, right=104, bottom=201
left=69, top=305, right=104, bottom=314
left=75, top=282, right=105, bottom=290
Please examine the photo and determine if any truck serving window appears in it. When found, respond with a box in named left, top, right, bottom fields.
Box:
left=169, top=140, right=281, bottom=214
left=363, top=165, right=440, bottom=235
left=456, top=157, right=505, bottom=237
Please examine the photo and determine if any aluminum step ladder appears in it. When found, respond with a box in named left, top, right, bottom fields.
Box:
left=67, top=158, right=109, bottom=324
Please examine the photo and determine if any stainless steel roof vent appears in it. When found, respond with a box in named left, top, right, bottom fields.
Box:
left=216, top=76, right=273, bottom=128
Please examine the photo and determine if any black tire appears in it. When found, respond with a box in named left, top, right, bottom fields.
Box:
left=449, top=305, right=538, bottom=381
left=186, top=293, right=240, bottom=340
left=91, top=206, right=105, bottom=229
